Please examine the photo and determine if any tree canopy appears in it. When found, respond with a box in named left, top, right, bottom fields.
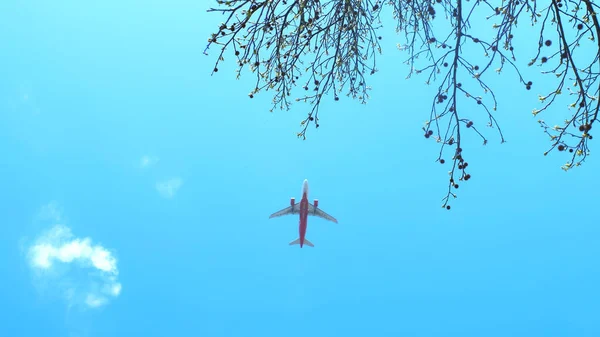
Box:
left=204, top=0, right=600, bottom=209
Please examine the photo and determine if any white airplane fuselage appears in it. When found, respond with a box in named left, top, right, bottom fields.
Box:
left=297, top=179, right=310, bottom=247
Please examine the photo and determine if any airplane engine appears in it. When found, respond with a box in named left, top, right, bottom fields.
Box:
left=290, top=197, right=295, bottom=206
left=313, top=199, right=319, bottom=208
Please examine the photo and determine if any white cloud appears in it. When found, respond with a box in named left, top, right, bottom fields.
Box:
left=38, top=201, right=63, bottom=223
left=85, top=294, right=107, bottom=308
left=27, top=225, right=122, bottom=309
left=156, top=177, right=183, bottom=198
left=140, top=155, right=159, bottom=168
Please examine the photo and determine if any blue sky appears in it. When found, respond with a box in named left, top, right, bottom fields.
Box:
left=1, top=1, right=599, bottom=336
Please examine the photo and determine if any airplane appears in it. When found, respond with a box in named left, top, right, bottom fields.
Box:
left=269, top=179, right=338, bottom=248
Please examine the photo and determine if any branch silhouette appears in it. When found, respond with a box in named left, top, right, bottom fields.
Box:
left=204, top=0, right=600, bottom=209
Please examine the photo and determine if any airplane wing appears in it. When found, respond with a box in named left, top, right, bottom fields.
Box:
left=308, top=204, right=338, bottom=223
left=269, top=203, right=301, bottom=218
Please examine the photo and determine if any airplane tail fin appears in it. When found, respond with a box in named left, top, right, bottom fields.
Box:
left=289, top=238, right=314, bottom=247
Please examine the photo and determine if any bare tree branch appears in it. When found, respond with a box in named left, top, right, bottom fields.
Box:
left=204, top=0, right=600, bottom=209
